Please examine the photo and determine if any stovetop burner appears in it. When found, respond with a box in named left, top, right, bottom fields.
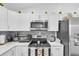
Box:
left=28, top=38, right=51, bottom=47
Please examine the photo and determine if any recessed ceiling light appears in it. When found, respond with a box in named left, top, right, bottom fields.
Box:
left=73, top=11, right=77, bottom=14
left=0, top=3, right=4, bottom=6
left=18, top=11, right=21, bottom=14
left=59, top=11, right=62, bottom=14
left=32, top=11, right=34, bottom=14
left=45, top=11, right=47, bottom=14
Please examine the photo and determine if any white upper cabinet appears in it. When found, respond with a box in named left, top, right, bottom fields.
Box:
left=8, top=10, right=20, bottom=31
left=8, top=10, right=30, bottom=31
left=18, top=13, right=30, bottom=31
left=48, top=12, right=59, bottom=31
left=29, top=10, right=39, bottom=21
left=32, top=11, right=39, bottom=20
left=0, top=6, right=8, bottom=31
left=1, top=47, right=16, bottom=56
left=31, top=10, right=48, bottom=21
left=14, top=46, right=28, bottom=56
left=7, top=8, right=59, bottom=31
left=40, top=10, right=48, bottom=21
left=2, top=50, right=13, bottom=56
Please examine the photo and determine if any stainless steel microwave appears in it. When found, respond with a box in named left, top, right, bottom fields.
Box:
left=30, top=20, right=48, bottom=31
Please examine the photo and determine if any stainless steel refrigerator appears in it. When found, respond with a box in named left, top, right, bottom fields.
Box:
left=57, top=20, right=69, bottom=56
left=69, top=17, right=79, bottom=56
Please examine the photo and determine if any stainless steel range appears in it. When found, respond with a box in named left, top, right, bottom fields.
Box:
left=28, top=38, right=51, bottom=56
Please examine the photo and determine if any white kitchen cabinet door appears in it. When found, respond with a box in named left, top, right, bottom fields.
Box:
left=51, top=46, right=63, bottom=56
left=21, top=46, right=28, bottom=56
left=1, top=47, right=16, bottom=56
left=48, top=13, right=59, bottom=31
left=14, top=46, right=22, bottom=56
left=18, top=13, right=30, bottom=31
left=40, top=10, right=48, bottom=21
left=11, top=47, right=16, bottom=56
left=30, top=10, right=39, bottom=21
left=2, top=51, right=13, bottom=56
left=31, top=14, right=39, bottom=21
left=8, top=10, right=31, bottom=31
left=40, top=14, right=48, bottom=21
left=0, top=6, right=8, bottom=31
left=15, top=46, right=28, bottom=56
left=8, top=10, right=23, bottom=31
left=8, top=11, right=31, bottom=31
left=31, top=10, right=48, bottom=21
left=2, top=49, right=14, bottom=56
left=51, top=46, right=53, bottom=56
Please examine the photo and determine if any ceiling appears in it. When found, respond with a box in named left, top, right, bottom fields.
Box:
left=3, top=3, right=79, bottom=12
left=3, top=3, right=52, bottom=11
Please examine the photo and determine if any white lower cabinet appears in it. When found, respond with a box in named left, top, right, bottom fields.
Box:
left=8, top=10, right=21, bottom=31
left=2, top=48, right=15, bottom=56
left=48, top=13, right=59, bottom=31
left=1, top=43, right=63, bottom=56
left=2, top=50, right=13, bottom=56
left=1, top=45, right=28, bottom=56
left=8, top=10, right=30, bottom=31
left=15, top=46, right=28, bottom=56
left=51, top=46, right=63, bottom=56
left=14, top=46, right=22, bottom=56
